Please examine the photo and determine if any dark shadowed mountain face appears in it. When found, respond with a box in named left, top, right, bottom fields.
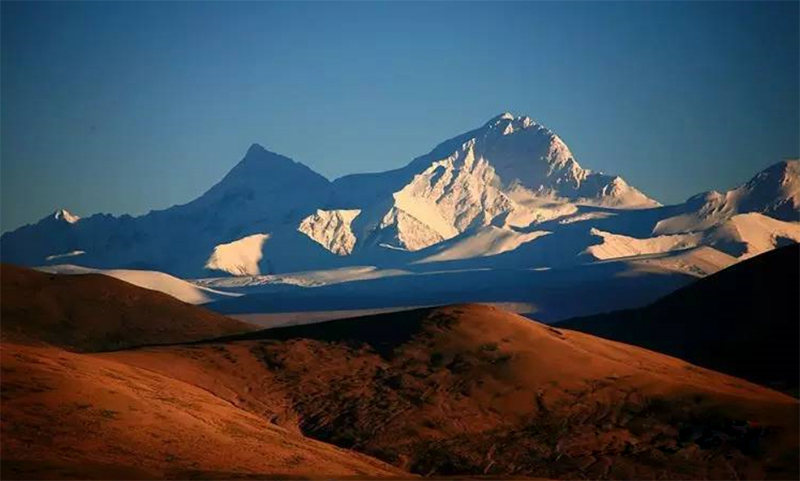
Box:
left=558, top=243, right=800, bottom=395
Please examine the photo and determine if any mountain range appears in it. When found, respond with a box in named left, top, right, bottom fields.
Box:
left=2, top=113, right=798, bottom=480
left=1, top=113, right=798, bottom=320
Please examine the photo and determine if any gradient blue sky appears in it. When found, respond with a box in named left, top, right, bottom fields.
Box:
left=2, top=1, right=798, bottom=232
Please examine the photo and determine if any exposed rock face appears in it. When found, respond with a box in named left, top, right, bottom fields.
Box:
left=376, top=207, right=446, bottom=252
left=381, top=142, right=532, bottom=250
left=298, top=209, right=361, bottom=255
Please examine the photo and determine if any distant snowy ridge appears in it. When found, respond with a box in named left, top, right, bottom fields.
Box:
left=655, top=159, right=799, bottom=234
left=589, top=212, right=800, bottom=261
left=1, top=114, right=797, bottom=280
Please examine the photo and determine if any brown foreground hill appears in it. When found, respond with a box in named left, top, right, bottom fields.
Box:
left=0, top=264, right=254, bottom=351
left=114, top=305, right=799, bottom=479
left=0, top=342, right=405, bottom=479
left=1, top=265, right=798, bottom=479
left=0, top=265, right=402, bottom=479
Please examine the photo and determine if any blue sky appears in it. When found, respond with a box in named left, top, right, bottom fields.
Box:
left=2, top=1, right=798, bottom=232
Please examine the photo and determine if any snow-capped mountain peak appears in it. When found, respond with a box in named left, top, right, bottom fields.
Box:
left=329, top=113, right=659, bottom=252
left=483, top=112, right=539, bottom=136
left=423, top=113, right=659, bottom=209
left=490, top=112, right=516, bottom=122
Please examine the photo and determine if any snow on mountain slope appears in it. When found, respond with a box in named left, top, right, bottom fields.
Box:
left=588, top=213, right=800, bottom=261
left=45, top=250, right=86, bottom=261
left=623, top=246, right=737, bottom=277
left=195, top=265, right=413, bottom=290
left=732, top=159, right=799, bottom=220
left=415, top=226, right=551, bottom=263
left=0, top=144, right=334, bottom=277
left=556, top=210, right=616, bottom=224
left=381, top=143, right=536, bottom=250
left=478, top=114, right=660, bottom=208
left=705, top=212, right=800, bottom=258
left=36, top=264, right=240, bottom=304
left=343, top=112, right=656, bottom=210
left=654, top=160, right=799, bottom=234
left=373, top=207, right=446, bottom=251
left=343, top=113, right=656, bottom=252
left=205, top=233, right=270, bottom=276
left=508, top=194, right=581, bottom=222
left=0, top=113, right=660, bottom=274
left=586, top=228, right=703, bottom=260
left=205, top=227, right=355, bottom=276
left=298, top=209, right=360, bottom=255
left=0, top=114, right=793, bottom=286
left=204, top=259, right=698, bottom=323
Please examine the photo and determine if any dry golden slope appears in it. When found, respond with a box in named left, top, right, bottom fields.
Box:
left=0, top=343, right=405, bottom=479
left=114, top=305, right=799, bottom=480
left=0, top=265, right=403, bottom=479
